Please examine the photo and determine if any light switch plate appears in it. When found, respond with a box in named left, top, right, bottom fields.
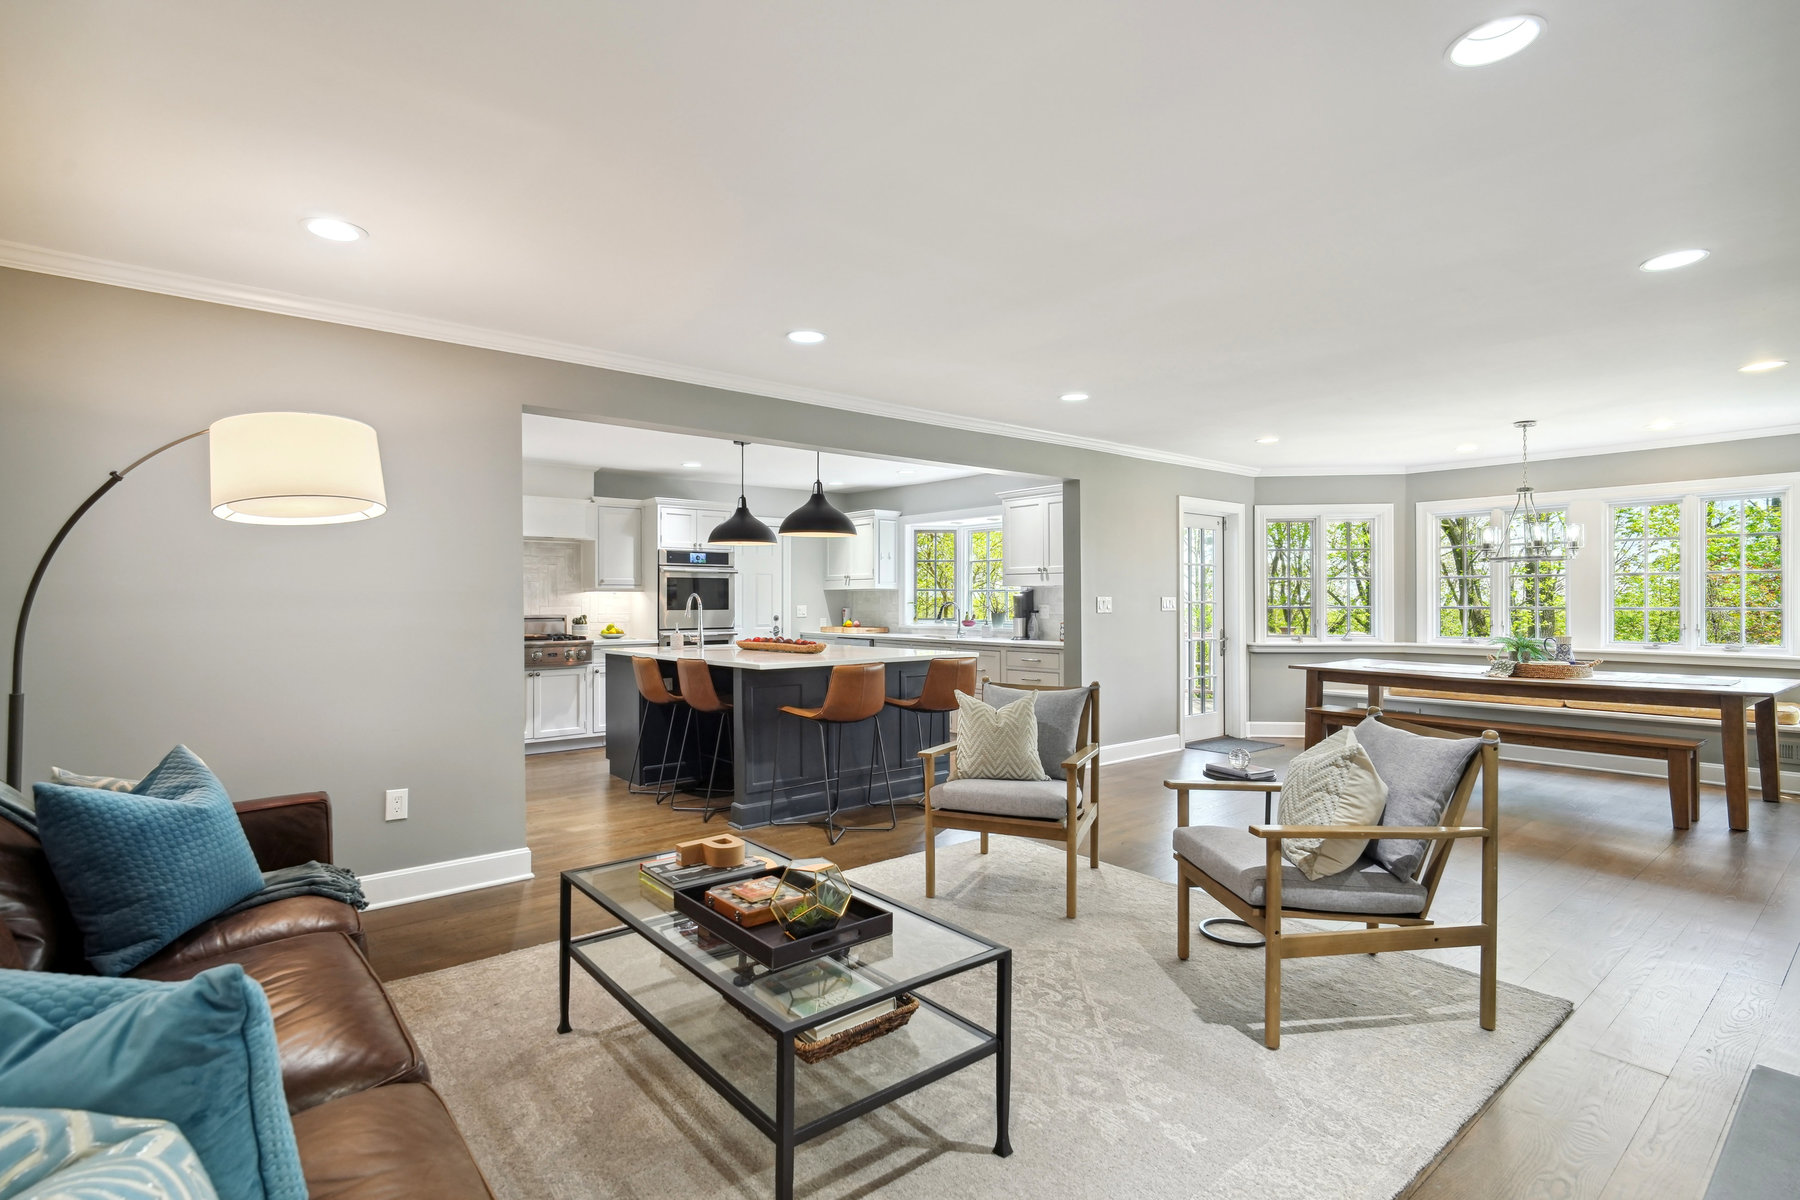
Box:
left=795, top=604, right=808, bottom=618
left=1096, top=596, right=1114, bottom=614
left=385, top=788, right=408, bottom=821
left=1161, top=596, right=1177, bottom=611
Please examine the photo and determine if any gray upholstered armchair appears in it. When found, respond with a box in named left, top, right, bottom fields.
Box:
left=1165, top=711, right=1501, bottom=1049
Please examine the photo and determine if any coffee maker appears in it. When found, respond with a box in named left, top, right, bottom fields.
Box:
left=1011, top=587, right=1037, bottom=640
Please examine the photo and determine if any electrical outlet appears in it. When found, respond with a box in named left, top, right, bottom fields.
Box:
left=385, top=788, right=408, bottom=821
left=1096, top=596, right=1114, bottom=614
left=1161, top=596, right=1177, bottom=611
left=795, top=604, right=808, bottom=618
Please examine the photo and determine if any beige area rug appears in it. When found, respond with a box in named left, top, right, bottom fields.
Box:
left=387, top=840, right=1569, bottom=1199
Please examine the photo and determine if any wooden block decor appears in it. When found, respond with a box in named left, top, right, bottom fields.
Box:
left=677, top=833, right=745, bottom=868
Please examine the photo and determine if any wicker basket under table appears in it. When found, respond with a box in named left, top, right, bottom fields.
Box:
left=794, top=994, right=920, bottom=1064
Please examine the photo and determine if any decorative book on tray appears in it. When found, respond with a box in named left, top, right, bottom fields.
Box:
left=1202, top=762, right=1276, bottom=782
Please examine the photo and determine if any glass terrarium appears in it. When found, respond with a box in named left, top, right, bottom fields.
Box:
left=773, top=859, right=853, bottom=939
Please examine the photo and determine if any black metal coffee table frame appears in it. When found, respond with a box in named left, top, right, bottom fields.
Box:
left=559, top=844, right=1012, bottom=1200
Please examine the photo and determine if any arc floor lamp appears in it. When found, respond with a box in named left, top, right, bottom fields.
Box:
left=6, top=411, right=387, bottom=790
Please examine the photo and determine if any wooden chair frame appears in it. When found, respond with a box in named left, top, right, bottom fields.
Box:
left=1166, top=712, right=1501, bottom=1049
left=920, top=682, right=1100, bottom=918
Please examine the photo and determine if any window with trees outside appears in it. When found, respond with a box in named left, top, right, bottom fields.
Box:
left=909, top=522, right=1007, bottom=624
left=1258, top=508, right=1391, bottom=641
left=1424, top=476, right=1791, bottom=657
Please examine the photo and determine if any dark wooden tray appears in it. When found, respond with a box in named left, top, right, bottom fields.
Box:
left=672, top=878, right=894, bottom=972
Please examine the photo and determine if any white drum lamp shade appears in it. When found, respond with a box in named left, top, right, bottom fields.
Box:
left=209, top=412, right=387, bottom=524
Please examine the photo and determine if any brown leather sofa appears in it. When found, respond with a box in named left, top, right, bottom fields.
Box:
left=0, top=791, right=494, bottom=1200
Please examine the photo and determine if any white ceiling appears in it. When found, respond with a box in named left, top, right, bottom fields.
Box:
left=522, top=414, right=991, bottom=491
left=2, top=2, right=1796, bottom=473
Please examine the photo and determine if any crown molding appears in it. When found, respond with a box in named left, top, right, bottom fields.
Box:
left=0, top=240, right=1260, bottom=477
left=1400, top=423, right=1800, bottom=474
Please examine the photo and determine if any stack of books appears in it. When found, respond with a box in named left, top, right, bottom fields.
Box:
left=1202, top=762, right=1276, bottom=782
left=753, top=958, right=897, bottom=1043
left=703, top=875, right=793, bottom=927
left=637, top=851, right=776, bottom=911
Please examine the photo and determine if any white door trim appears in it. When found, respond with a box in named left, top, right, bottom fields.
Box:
left=1179, top=495, right=1249, bottom=739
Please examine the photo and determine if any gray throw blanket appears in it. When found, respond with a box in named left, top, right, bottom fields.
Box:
left=0, top=786, right=367, bottom=913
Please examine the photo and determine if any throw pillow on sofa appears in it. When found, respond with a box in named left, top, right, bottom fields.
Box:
left=33, top=745, right=264, bottom=975
left=0, top=964, right=305, bottom=1200
left=1275, top=728, right=1389, bottom=880
left=951, top=691, right=1047, bottom=781
left=0, top=1108, right=220, bottom=1200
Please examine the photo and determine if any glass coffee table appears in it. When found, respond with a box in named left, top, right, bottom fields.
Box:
left=559, top=842, right=1012, bottom=1200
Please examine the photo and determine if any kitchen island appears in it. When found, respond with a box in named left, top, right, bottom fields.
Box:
left=604, top=643, right=970, bottom=827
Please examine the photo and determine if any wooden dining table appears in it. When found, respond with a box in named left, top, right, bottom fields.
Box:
left=1292, top=658, right=1800, bottom=832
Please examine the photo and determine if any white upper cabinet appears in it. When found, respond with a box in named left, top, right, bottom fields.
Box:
left=656, top=503, right=733, bottom=549
left=592, top=500, right=641, bottom=589
left=823, top=510, right=899, bottom=589
left=523, top=496, right=593, bottom=540
left=1000, top=486, right=1064, bottom=585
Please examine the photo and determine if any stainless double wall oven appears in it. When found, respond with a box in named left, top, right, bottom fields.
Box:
left=658, top=548, right=736, bottom=639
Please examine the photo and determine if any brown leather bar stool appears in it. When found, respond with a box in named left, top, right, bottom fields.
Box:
left=627, top=657, right=688, bottom=804
left=885, top=656, right=977, bottom=805
left=670, top=659, right=733, bottom=821
left=770, top=661, right=897, bottom=845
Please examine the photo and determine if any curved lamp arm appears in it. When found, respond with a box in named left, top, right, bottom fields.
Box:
left=6, top=430, right=207, bottom=790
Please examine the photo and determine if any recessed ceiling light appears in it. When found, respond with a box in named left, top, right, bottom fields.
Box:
left=1448, top=16, right=1543, bottom=67
left=898, top=469, right=916, bottom=476
left=827, top=480, right=845, bottom=486
left=1740, top=359, right=1788, bottom=373
left=301, top=217, right=367, bottom=242
left=1457, top=443, right=1479, bottom=453
left=1059, top=392, right=1090, bottom=403
left=681, top=461, right=703, bottom=469
left=1639, top=249, right=1709, bottom=272
left=786, top=330, right=826, bottom=345
left=1646, top=418, right=1679, bottom=431
left=1255, top=436, right=1279, bottom=445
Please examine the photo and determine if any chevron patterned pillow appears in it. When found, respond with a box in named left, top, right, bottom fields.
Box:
left=952, top=690, right=1048, bottom=782
left=1275, top=728, right=1389, bottom=880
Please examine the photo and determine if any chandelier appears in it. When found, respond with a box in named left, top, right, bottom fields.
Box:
left=1476, top=420, right=1584, bottom=564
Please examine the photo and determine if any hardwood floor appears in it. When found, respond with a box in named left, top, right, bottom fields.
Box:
left=362, top=744, right=1800, bottom=1198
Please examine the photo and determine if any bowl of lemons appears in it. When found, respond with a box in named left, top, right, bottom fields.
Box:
left=598, top=623, right=627, bottom=639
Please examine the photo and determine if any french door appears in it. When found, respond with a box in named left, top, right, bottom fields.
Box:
left=733, top=521, right=788, bottom=636
left=1181, top=512, right=1225, bottom=741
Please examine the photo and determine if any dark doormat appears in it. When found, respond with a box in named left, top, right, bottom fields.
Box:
left=1705, top=1065, right=1800, bottom=1199
left=1185, top=735, right=1282, bottom=755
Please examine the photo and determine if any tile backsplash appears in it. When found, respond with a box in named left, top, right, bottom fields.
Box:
left=823, top=584, right=1063, bottom=639
left=524, top=539, right=654, bottom=636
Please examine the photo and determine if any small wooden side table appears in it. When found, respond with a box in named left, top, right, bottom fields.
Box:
left=1164, top=775, right=1282, bottom=948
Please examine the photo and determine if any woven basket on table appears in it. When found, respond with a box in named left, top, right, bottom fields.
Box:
left=794, top=994, right=920, bottom=1064
left=1511, top=659, right=1601, bottom=680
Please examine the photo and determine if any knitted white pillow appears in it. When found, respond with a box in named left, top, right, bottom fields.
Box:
left=951, top=691, right=1048, bottom=782
left=1275, top=728, right=1388, bottom=880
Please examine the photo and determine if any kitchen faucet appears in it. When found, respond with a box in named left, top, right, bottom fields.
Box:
left=936, top=600, right=955, bottom=621
left=683, top=592, right=704, bottom=652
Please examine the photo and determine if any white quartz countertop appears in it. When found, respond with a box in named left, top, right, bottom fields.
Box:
left=611, top=643, right=964, bottom=671
left=809, top=629, right=1064, bottom=650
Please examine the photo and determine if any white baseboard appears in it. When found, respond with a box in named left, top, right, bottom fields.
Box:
left=1245, top=721, right=1305, bottom=739
left=1101, top=734, right=1185, bottom=765
left=525, top=734, right=605, bottom=756
left=1496, top=743, right=1800, bottom=793
left=359, top=847, right=534, bottom=910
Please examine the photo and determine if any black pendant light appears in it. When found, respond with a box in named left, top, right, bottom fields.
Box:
left=780, top=450, right=856, bottom=537
left=707, top=441, right=779, bottom=545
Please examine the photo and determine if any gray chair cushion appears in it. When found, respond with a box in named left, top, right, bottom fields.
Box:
left=932, top=778, right=1081, bottom=822
left=1354, top=717, right=1483, bottom=881
left=1173, top=825, right=1427, bottom=916
left=983, top=683, right=1091, bottom=780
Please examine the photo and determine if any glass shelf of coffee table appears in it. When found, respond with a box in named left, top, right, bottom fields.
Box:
left=559, top=841, right=1011, bottom=1200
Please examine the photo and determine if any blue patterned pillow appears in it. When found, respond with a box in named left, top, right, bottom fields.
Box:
left=0, top=1108, right=219, bottom=1199
left=33, top=746, right=264, bottom=975
left=0, top=965, right=304, bottom=1200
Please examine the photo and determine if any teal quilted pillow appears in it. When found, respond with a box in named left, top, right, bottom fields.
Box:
left=33, top=746, right=264, bottom=975
left=0, top=965, right=304, bottom=1200
left=0, top=1108, right=219, bottom=1199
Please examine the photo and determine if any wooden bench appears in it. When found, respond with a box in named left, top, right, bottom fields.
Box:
left=1310, top=705, right=1704, bottom=830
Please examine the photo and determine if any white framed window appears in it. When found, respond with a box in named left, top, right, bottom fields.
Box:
left=1419, top=473, right=1794, bottom=657
left=906, top=519, right=1006, bottom=624
left=1254, top=505, right=1395, bottom=642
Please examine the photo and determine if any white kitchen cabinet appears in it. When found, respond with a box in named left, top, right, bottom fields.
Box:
left=974, top=648, right=1004, bottom=684
left=523, top=496, right=593, bottom=540
left=526, top=668, right=589, bottom=740
left=592, top=501, right=641, bottom=589
left=1001, top=647, right=1063, bottom=686
left=656, top=502, right=733, bottom=549
left=823, top=510, right=900, bottom=589
left=1000, top=486, right=1064, bottom=586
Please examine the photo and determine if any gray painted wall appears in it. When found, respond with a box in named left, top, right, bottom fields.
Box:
left=2, top=267, right=1254, bottom=884
left=1247, top=436, right=1800, bottom=723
